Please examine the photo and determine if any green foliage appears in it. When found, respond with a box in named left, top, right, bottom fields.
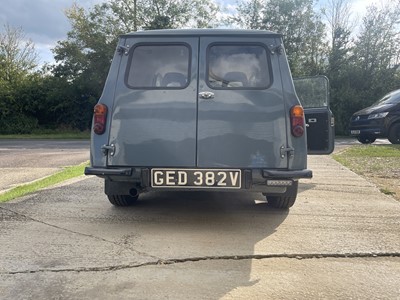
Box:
left=0, top=113, right=38, bottom=134
left=0, top=23, right=38, bottom=83
left=0, top=75, right=40, bottom=134
left=106, top=0, right=220, bottom=31
left=233, top=0, right=327, bottom=76
left=0, top=24, right=41, bottom=134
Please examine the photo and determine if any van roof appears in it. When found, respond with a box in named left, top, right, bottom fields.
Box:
left=121, top=28, right=281, bottom=38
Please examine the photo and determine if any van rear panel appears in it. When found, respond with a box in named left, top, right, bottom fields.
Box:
left=107, top=34, right=289, bottom=169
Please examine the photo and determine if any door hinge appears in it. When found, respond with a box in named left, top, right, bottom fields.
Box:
left=101, top=144, right=115, bottom=156
left=280, top=146, right=294, bottom=158
left=117, top=45, right=130, bottom=55
left=267, top=44, right=283, bottom=55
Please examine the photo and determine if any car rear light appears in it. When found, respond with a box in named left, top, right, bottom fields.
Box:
left=93, top=104, right=108, bottom=135
left=290, top=105, right=305, bottom=137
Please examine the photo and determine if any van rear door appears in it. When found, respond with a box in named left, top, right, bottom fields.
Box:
left=107, top=37, right=199, bottom=167
left=293, top=76, right=335, bottom=154
left=108, top=34, right=292, bottom=169
left=196, top=37, right=288, bottom=168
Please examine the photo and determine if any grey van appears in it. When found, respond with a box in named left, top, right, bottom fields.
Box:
left=85, top=29, right=334, bottom=209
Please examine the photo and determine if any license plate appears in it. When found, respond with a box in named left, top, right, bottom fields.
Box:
left=151, top=169, right=241, bottom=189
left=351, top=130, right=360, bottom=135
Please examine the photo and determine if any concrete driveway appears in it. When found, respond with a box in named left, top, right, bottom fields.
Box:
left=0, top=138, right=388, bottom=193
left=0, top=139, right=399, bottom=299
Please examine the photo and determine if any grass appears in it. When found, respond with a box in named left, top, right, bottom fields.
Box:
left=333, top=144, right=400, bottom=201
left=333, top=145, right=400, bottom=173
left=0, top=162, right=89, bottom=203
left=0, top=129, right=90, bottom=139
left=335, top=144, right=400, bottom=157
left=380, top=188, right=396, bottom=196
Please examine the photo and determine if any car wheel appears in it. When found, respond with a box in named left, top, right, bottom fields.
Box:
left=357, top=136, right=376, bottom=144
left=266, top=181, right=298, bottom=209
left=388, top=123, right=400, bottom=144
left=107, top=195, right=138, bottom=206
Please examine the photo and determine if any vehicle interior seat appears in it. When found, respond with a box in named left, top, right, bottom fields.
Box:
left=222, top=71, right=249, bottom=87
left=161, top=72, right=187, bottom=87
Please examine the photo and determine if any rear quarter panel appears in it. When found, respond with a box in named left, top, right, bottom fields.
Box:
left=276, top=44, right=308, bottom=170
left=90, top=38, right=125, bottom=167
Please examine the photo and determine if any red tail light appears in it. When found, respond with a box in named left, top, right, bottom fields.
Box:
left=290, top=105, right=305, bottom=137
left=93, top=104, right=108, bottom=135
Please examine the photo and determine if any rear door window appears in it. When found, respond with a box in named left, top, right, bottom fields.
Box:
left=294, top=76, right=329, bottom=108
left=207, top=44, right=272, bottom=89
left=125, top=44, right=190, bottom=89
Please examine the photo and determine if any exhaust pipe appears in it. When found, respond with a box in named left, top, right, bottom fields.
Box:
left=129, top=188, right=139, bottom=198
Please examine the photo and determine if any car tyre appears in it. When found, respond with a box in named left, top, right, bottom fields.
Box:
left=266, top=181, right=298, bottom=209
left=107, top=195, right=138, bottom=206
left=357, top=136, right=376, bottom=144
left=388, top=123, right=400, bottom=144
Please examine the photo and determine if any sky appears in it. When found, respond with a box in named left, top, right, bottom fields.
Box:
left=0, top=0, right=100, bottom=65
left=0, top=0, right=390, bottom=65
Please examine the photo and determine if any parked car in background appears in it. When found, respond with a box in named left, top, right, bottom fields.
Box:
left=349, top=89, right=400, bottom=144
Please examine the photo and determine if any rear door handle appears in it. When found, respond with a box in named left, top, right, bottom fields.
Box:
left=199, top=91, right=215, bottom=99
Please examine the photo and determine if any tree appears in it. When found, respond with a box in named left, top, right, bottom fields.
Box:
left=353, top=1, right=400, bottom=91
left=0, top=24, right=40, bottom=134
left=0, top=23, right=38, bottom=83
left=320, top=0, right=354, bottom=134
left=322, top=0, right=353, bottom=46
left=321, top=0, right=353, bottom=74
left=233, top=0, right=264, bottom=29
left=232, top=0, right=327, bottom=76
left=108, top=0, right=220, bottom=30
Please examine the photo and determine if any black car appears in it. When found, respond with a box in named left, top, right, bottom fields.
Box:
left=349, top=89, right=400, bottom=144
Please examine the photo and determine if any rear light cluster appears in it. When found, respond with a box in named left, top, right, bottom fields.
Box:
left=290, top=105, right=305, bottom=137
left=93, top=104, right=108, bottom=135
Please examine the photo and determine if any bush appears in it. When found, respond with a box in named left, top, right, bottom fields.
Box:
left=0, top=114, right=38, bottom=134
